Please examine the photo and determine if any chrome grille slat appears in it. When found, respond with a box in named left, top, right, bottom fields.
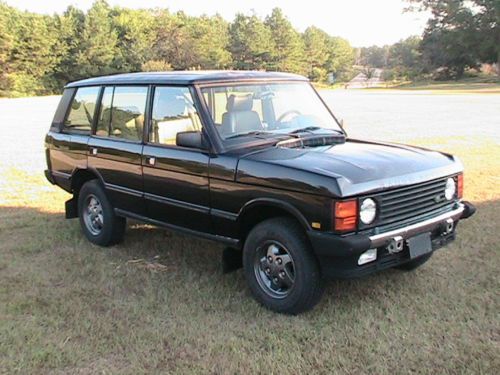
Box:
left=382, top=189, right=444, bottom=208
left=373, top=177, right=453, bottom=227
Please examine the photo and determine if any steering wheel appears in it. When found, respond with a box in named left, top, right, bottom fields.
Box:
left=276, top=110, right=301, bottom=123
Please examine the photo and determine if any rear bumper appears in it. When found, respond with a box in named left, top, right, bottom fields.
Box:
left=308, top=201, right=476, bottom=278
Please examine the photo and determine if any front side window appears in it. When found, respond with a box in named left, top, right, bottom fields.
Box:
left=200, top=82, right=342, bottom=141
left=64, top=86, right=100, bottom=133
left=150, top=86, right=202, bottom=146
left=95, top=86, right=148, bottom=141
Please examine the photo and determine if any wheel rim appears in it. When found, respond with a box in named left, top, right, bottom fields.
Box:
left=254, top=240, right=295, bottom=299
left=83, top=194, right=104, bottom=236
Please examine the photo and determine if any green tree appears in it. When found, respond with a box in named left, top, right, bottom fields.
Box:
left=302, top=26, right=330, bottom=80
left=0, top=3, right=16, bottom=93
left=7, top=10, right=60, bottom=95
left=77, top=0, right=119, bottom=77
left=326, top=36, right=355, bottom=80
left=112, top=8, right=155, bottom=72
left=49, top=6, right=85, bottom=87
left=407, top=0, right=499, bottom=78
left=264, top=8, right=306, bottom=74
left=185, top=14, right=232, bottom=69
left=229, top=13, right=275, bottom=70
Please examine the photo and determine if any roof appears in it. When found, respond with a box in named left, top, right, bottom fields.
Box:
left=65, top=70, right=308, bottom=88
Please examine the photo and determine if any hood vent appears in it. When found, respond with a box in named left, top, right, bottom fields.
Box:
left=277, top=134, right=346, bottom=149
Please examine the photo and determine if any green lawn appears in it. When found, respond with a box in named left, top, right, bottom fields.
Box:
left=384, top=76, right=500, bottom=94
left=1, top=136, right=499, bottom=374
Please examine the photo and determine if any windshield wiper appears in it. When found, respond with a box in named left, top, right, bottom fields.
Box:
left=289, top=126, right=344, bottom=135
left=288, top=126, right=321, bottom=134
left=224, top=130, right=274, bottom=140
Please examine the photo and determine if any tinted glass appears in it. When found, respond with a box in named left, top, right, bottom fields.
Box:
left=64, top=86, right=100, bottom=133
left=109, top=86, right=148, bottom=141
left=150, top=86, right=202, bottom=146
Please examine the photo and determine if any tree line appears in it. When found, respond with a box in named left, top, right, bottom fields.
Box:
left=0, top=1, right=356, bottom=97
left=358, top=0, right=499, bottom=81
left=0, top=0, right=497, bottom=97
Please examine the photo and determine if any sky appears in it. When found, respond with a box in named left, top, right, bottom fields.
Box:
left=6, top=0, right=429, bottom=47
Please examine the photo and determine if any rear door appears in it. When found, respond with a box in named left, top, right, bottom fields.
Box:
left=142, top=85, right=211, bottom=232
left=88, top=85, right=149, bottom=215
left=47, top=87, right=99, bottom=190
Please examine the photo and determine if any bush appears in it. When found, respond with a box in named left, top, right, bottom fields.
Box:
left=141, top=60, right=173, bottom=72
left=5, top=73, right=44, bottom=97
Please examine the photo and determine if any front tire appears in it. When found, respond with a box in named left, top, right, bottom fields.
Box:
left=78, top=180, right=126, bottom=246
left=243, top=217, right=324, bottom=314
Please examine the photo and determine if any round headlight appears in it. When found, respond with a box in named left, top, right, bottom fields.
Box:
left=444, top=177, right=456, bottom=200
left=360, top=198, right=377, bottom=224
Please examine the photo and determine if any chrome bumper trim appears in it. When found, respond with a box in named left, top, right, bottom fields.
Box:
left=369, top=204, right=465, bottom=248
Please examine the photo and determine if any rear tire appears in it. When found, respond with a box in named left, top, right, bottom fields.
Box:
left=78, top=180, right=126, bottom=246
left=396, top=252, right=433, bottom=271
left=243, top=217, right=324, bottom=314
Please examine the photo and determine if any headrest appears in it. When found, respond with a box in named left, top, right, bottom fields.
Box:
left=226, top=94, right=253, bottom=112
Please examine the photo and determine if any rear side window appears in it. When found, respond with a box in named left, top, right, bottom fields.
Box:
left=64, top=86, right=100, bottom=133
left=96, top=86, right=148, bottom=141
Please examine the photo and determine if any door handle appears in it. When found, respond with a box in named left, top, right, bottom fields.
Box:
left=90, top=147, right=98, bottom=156
left=146, top=156, right=156, bottom=166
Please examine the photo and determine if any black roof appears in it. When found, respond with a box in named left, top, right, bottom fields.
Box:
left=65, top=70, right=308, bottom=88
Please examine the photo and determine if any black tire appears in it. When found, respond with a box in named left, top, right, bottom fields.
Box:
left=396, top=252, right=433, bottom=271
left=242, top=217, right=324, bottom=314
left=78, top=180, right=126, bottom=246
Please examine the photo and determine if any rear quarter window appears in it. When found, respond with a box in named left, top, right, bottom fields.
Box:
left=64, top=86, right=100, bottom=133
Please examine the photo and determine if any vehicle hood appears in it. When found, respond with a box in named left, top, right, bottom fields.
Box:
left=236, top=139, right=463, bottom=197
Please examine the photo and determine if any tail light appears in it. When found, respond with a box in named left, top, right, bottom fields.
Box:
left=333, top=200, right=358, bottom=232
left=457, top=173, right=463, bottom=199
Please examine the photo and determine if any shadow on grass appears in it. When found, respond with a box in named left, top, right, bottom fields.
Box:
left=1, top=200, right=499, bottom=373
left=1, top=198, right=494, bottom=316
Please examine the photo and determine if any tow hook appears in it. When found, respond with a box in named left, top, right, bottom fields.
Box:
left=386, top=236, right=404, bottom=254
left=441, top=218, right=454, bottom=235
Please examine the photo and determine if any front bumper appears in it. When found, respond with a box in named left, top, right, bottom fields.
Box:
left=308, top=201, right=476, bottom=278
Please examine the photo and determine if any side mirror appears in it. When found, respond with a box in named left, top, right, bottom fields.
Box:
left=176, top=131, right=205, bottom=149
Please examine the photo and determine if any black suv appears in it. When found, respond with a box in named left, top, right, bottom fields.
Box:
left=45, top=71, right=475, bottom=314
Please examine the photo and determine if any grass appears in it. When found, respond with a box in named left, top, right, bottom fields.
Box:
left=1, top=139, right=499, bottom=373
left=382, top=76, right=500, bottom=94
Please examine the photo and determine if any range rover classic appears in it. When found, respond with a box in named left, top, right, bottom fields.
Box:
left=45, top=71, right=476, bottom=314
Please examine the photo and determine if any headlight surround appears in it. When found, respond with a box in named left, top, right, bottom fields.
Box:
left=444, top=177, right=456, bottom=200
left=360, top=198, right=377, bottom=224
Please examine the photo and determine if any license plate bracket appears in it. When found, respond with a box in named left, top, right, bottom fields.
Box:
left=407, top=232, right=432, bottom=259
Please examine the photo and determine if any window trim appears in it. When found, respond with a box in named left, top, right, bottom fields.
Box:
left=144, top=84, right=210, bottom=152
left=62, top=85, right=102, bottom=135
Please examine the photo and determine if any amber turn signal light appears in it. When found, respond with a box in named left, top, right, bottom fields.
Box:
left=334, top=200, right=358, bottom=231
left=457, top=173, right=463, bottom=199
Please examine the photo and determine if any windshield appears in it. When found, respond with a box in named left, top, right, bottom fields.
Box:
left=200, top=82, right=342, bottom=141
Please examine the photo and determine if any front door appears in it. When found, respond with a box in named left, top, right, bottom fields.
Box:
left=142, top=86, right=211, bottom=232
left=88, top=85, right=148, bottom=215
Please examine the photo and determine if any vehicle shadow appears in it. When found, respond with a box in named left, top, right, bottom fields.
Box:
left=0, top=198, right=494, bottom=316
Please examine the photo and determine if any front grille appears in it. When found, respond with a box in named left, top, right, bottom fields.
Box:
left=370, top=176, right=456, bottom=228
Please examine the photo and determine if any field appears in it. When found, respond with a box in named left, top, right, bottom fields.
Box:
left=383, top=76, right=500, bottom=94
left=0, top=91, right=499, bottom=374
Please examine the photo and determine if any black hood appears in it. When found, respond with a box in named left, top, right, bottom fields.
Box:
left=236, top=139, right=463, bottom=197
